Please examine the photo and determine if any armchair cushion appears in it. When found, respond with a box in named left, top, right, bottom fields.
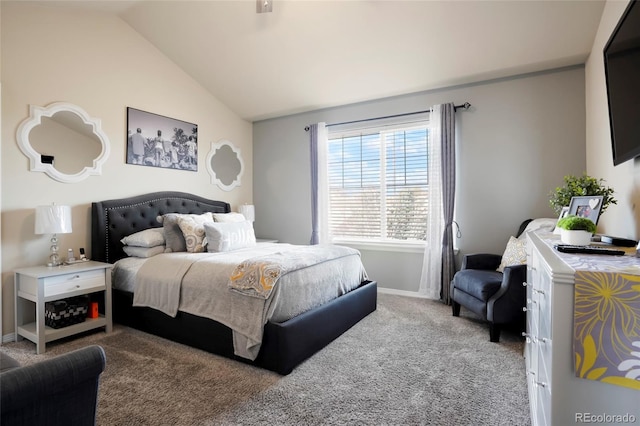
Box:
left=451, top=269, right=503, bottom=302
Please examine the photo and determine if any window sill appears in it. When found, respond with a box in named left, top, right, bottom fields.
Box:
left=333, top=238, right=426, bottom=254
left=333, top=238, right=459, bottom=255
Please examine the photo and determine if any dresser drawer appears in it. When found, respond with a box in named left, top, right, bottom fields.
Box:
left=536, top=347, right=552, bottom=426
left=536, top=288, right=552, bottom=339
left=537, top=337, right=552, bottom=384
left=18, top=269, right=106, bottom=299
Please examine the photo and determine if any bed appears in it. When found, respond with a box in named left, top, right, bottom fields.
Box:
left=91, top=191, right=377, bottom=374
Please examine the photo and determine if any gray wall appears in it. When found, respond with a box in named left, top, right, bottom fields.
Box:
left=253, top=67, right=586, bottom=293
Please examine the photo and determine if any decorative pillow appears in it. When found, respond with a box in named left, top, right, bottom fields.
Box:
left=123, top=245, right=165, bottom=258
left=212, top=212, right=247, bottom=223
left=497, top=236, right=527, bottom=272
left=120, top=227, right=165, bottom=248
left=158, top=213, right=213, bottom=253
left=204, top=221, right=256, bottom=253
left=177, top=214, right=215, bottom=253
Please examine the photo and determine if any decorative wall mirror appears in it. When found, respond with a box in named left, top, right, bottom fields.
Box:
left=16, top=102, right=110, bottom=183
left=206, top=140, right=244, bottom=191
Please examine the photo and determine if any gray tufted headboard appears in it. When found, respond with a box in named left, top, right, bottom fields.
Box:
left=91, top=191, right=230, bottom=264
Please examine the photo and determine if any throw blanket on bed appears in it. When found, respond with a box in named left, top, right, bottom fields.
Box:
left=132, top=253, right=197, bottom=317
left=229, top=246, right=360, bottom=299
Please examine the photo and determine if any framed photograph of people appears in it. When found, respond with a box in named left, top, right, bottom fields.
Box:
left=567, top=195, right=604, bottom=225
left=126, top=107, right=198, bottom=171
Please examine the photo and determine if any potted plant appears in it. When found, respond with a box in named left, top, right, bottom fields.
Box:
left=549, top=174, right=617, bottom=215
left=556, top=215, right=597, bottom=246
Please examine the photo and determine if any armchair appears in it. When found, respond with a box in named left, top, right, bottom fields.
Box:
left=450, top=220, right=532, bottom=342
left=0, top=345, right=106, bottom=426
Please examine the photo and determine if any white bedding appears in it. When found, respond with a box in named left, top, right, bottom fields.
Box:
left=111, top=243, right=367, bottom=359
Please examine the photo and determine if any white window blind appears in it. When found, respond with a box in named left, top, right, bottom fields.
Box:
left=327, top=121, right=429, bottom=242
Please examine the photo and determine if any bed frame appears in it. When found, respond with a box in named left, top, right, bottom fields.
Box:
left=91, top=191, right=377, bottom=375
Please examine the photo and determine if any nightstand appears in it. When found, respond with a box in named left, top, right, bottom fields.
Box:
left=14, top=261, right=112, bottom=354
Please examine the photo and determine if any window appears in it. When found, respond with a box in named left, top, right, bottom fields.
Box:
left=327, top=122, right=429, bottom=243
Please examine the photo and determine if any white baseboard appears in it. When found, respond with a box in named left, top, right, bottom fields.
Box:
left=2, top=333, right=16, bottom=344
left=377, top=287, right=435, bottom=299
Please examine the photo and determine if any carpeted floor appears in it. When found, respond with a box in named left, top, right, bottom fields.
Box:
left=1, top=293, right=530, bottom=425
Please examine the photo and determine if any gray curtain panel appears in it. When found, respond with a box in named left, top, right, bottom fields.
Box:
left=439, top=103, right=456, bottom=304
left=309, top=123, right=320, bottom=245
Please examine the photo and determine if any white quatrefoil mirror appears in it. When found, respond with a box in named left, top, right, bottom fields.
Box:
left=206, top=140, right=244, bottom=191
left=17, top=102, right=111, bottom=183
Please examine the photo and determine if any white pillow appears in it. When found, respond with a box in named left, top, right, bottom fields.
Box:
left=497, top=236, right=527, bottom=272
left=120, top=227, right=165, bottom=248
left=123, top=245, right=165, bottom=258
left=204, top=221, right=256, bottom=253
left=212, top=212, right=247, bottom=223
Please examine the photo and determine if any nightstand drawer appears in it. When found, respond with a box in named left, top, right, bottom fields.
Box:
left=19, top=269, right=106, bottom=298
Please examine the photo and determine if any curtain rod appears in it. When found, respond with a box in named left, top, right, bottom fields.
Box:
left=304, top=102, right=471, bottom=131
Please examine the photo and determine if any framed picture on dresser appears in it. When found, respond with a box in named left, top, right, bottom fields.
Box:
left=568, top=195, right=604, bottom=224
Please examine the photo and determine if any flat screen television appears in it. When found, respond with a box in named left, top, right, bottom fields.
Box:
left=604, top=0, right=640, bottom=166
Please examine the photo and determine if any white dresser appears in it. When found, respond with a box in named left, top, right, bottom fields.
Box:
left=525, top=232, right=639, bottom=426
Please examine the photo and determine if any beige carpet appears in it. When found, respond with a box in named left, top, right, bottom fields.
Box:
left=1, top=294, right=530, bottom=425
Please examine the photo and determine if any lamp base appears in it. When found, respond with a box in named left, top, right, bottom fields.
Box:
left=48, top=234, right=61, bottom=266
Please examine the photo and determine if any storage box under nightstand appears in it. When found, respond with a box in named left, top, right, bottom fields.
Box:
left=45, top=295, right=90, bottom=329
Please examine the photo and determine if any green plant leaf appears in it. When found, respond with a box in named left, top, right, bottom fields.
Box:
left=549, top=173, right=617, bottom=215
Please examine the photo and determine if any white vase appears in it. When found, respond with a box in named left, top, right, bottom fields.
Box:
left=560, top=229, right=592, bottom=246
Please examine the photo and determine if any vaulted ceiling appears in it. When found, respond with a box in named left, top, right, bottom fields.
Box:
left=31, top=0, right=606, bottom=122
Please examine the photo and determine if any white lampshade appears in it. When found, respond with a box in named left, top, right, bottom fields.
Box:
left=35, top=205, right=72, bottom=234
left=239, top=204, right=255, bottom=222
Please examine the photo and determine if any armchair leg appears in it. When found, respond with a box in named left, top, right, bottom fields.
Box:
left=489, top=323, right=501, bottom=343
left=452, top=301, right=461, bottom=317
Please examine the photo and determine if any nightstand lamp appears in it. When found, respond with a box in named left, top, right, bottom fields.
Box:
left=239, top=204, right=255, bottom=222
left=35, top=204, right=72, bottom=266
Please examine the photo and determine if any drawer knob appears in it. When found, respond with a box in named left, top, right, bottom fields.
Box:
left=73, top=275, right=81, bottom=279
left=522, top=307, right=528, bottom=312
left=522, top=282, right=529, bottom=287
left=533, top=288, right=545, bottom=295
left=534, top=381, right=547, bottom=388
